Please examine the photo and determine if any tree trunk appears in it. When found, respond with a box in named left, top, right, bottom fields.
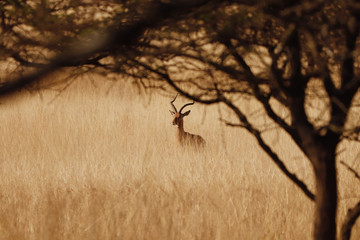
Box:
left=313, top=154, right=337, bottom=240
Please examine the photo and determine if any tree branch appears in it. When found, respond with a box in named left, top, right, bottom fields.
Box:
left=0, top=0, right=216, bottom=97
left=221, top=39, right=313, bottom=155
left=135, top=53, right=314, bottom=201
left=339, top=160, right=360, bottom=240
left=340, top=160, right=360, bottom=181
left=221, top=97, right=315, bottom=201
left=301, top=27, right=335, bottom=97
left=132, top=59, right=222, bottom=104
left=340, top=201, right=360, bottom=240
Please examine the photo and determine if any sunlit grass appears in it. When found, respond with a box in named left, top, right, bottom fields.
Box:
left=0, top=77, right=358, bottom=239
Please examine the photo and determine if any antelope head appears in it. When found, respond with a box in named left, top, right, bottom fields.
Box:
left=169, top=94, right=194, bottom=127
left=168, top=94, right=206, bottom=147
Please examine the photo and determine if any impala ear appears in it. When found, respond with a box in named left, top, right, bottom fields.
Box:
left=182, top=110, right=191, bottom=116
left=169, top=110, right=176, bottom=115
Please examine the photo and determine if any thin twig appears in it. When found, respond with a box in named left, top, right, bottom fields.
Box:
left=340, top=160, right=360, bottom=181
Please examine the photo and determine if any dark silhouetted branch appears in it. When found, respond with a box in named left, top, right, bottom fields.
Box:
left=221, top=98, right=316, bottom=201
left=0, top=0, right=216, bottom=98
left=340, top=160, right=360, bottom=181
left=340, top=201, right=360, bottom=240
left=339, top=161, right=360, bottom=240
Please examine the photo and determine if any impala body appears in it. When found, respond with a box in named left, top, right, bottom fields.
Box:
left=169, top=95, right=206, bottom=147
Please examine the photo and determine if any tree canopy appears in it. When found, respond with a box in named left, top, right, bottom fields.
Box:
left=1, top=1, right=360, bottom=239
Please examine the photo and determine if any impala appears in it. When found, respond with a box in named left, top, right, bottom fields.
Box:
left=169, top=95, right=206, bottom=147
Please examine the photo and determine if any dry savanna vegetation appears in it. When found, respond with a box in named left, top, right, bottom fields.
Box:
left=0, top=75, right=359, bottom=239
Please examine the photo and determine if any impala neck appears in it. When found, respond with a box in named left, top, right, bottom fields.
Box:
left=177, top=119, right=185, bottom=133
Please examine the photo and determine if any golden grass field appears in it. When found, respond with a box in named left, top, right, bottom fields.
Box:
left=0, top=75, right=359, bottom=239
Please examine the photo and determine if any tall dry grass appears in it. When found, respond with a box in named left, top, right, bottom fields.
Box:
left=0, top=76, right=359, bottom=239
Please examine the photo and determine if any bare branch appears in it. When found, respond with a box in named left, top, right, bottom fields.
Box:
left=0, top=0, right=216, bottom=98
left=301, top=27, right=335, bottom=97
left=131, top=59, right=223, bottom=104
left=340, top=160, right=360, bottom=181
left=222, top=39, right=307, bottom=152
left=340, top=201, right=360, bottom=240
left=221, top=97, right=316, bottom=201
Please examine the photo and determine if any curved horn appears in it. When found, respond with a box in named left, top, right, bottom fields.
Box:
left=179, top=101, right=194, bottom=114
left=170, top=94, right=178, bottom=112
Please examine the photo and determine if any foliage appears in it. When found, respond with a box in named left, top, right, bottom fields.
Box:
left=1, top=1, right=360, bottom=239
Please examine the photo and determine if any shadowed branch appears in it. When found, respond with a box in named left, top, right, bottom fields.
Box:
left=219, top=104, right=315, bottom=201
left=339, top=160, right=360, bottom=240
left=0, top=0, right=215, bottom=98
